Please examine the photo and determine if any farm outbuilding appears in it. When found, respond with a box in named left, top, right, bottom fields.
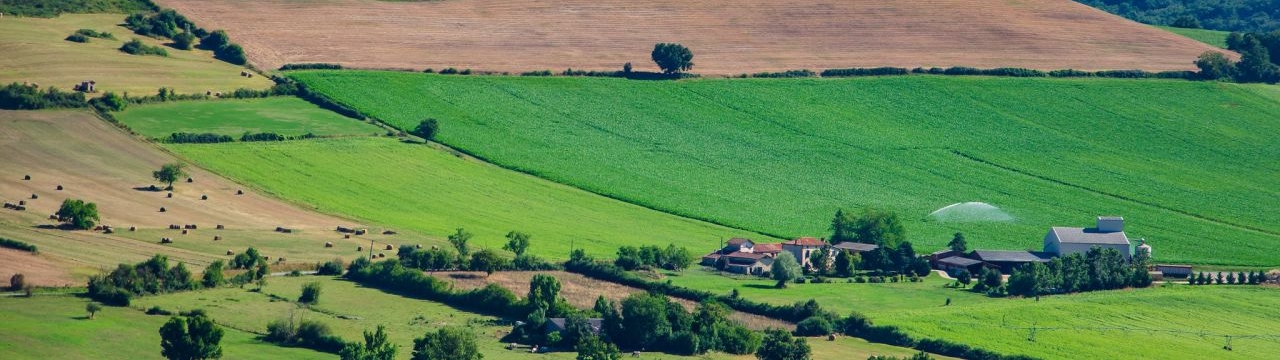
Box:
left=1044, top=216, right=1132, bottom=259
left=971, top=250, right=1052, bottom=274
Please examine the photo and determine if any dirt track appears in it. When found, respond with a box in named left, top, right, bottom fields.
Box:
left=156, top=0, right=1227, bottom=74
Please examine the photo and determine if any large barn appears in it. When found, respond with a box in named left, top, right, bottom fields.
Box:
left=1044, top=216, right=1132, bottom=259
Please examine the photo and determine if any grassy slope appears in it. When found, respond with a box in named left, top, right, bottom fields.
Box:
left=131, top=276, right=934, bottom=360
left=0, top=14, right=270, bottom=96
left=169, top=137, right=767, bottom=260
left=0, top=294, right=330, bottom=360
left=1156, top=26, right=1230, bottom=48
left=114, top=97, right=385, bottom=139
left=663, top=269, right=1280, bottom=360
left=290, top=72, right=1280, bottom=266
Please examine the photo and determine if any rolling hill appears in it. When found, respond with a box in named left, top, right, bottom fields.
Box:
left=153, top=0, right=1225, bottom=74
left=290, top=71, right=1280, bottom=266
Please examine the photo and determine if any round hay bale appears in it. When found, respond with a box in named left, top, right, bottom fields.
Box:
left=277, top=257, right=285, bottom=263
left=18, top=200, right=25, bottom=206
left=384, top=244, right=393, bottom=250
left=236, top=190, right=244, bottom=195
left=324, top=242, right=334, bottom=248
left=186, top=177, right=193, bottom=183
left=159, top=207, right=166, bottom=212
left=129, top=226, right=136, bottom=231
left=166, top=193, right=173, bottom=198
left=213, top=235, right=221, bottom=241
left=55, top=185, right=63, bottom=190
left=216, top=224, right=224, bottom=229
left=181, top=229, right=188, bottom=235
left=344, top=234, right=351, bottom=239
left=415, top=244, right=423, bottom=249
left=31, top=194, right=38, bottom=199
left=378, top=253, right=386, bottom=258
left=357, top=246, right=363, bottom=252
left=23, top=175, right=31, bottom=180
left=160, top=237, right=172, bottom=244
left=201, top=195, right=208, bottom=200
left=226, top=250, right=234, bottom=255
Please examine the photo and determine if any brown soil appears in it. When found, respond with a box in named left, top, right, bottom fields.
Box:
left=428, top=270, right=790, bottom=330
left=0, top=248, right=75, bottom=287
left=156, top=0, right=1227, bottom=74
left=0, top=110, right=348, bottom=231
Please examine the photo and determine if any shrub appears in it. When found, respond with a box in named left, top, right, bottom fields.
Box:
left=9, top=273, right=25, bottom=291
left=750, top=70, right=816, bottom=78
left=76, top=29, right=115, bottom=40
left=0, top=237, right=38, bottom=254
left=172, top=32, right=196, bottom=50
left=521, top=70, right=554, bottom=76
left=88, top=255, right=195, bottom=305
left=316, top=259, right=345, bottom=275
left=652, top=43, right=695, bottom=74
left=240, top=132, right=285, bottom=142
left=120, top=39, right=169, bottom=56
left=280, top=63, right=343, bottom=71
left=794, top=316, right=834, bottom=336
left=299, top=282, right=322, bottom=304
left=0, top=82, right=88, bottom=110
left=1048, top=69, right=1093, bottom=77
left=215, top=43, right=247, bottom=65
left=166, top=132, right=233, bottom=144
left=66, top=33, right=90, bottom=43
left=820, top=67, right=909, bottom=77
left=147, top=306, right=173, bottom=315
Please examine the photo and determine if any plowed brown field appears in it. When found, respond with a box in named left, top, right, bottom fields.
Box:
left=155, top=0, right=1225, bottom=74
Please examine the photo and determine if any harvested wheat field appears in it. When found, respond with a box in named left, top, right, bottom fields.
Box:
left=0, top=248, right=74, bottom=287
left=156, top=0, right=1226, bottom=74
left=429, top=271, right=791, bottom=330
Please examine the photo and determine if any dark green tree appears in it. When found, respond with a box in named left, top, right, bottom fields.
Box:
left=807, top=248, right=829, bottom=275
left=620, top=293, right=672, bottom=350
left=833, top=251, right=857, bottom=278
left=468, top=248, right=508, bottom=276
left=1195, top=51, right=1235, bottom=80
left=86, top=302, right=103, bottom=319
left=200, top=30, right=229, bottom=50
left=159, top=314, right=224, bottom=360
left=503, top=231, right=530, bottom=256
left=412, top=118, right=440, bottom=141
left=850, top=208, right=906, bottom=247
left=173, top=31, right=196, bottom=50
left=153, top=163, right=188, bottom=189
left=527, top=274, right=562, bottom=315
left=947, top=232, right=967, bottom=252
left=299, top=281, right=321, bottom=304
left=202, top=260, right=225, bottom=288
left=956, top=269, right=971, bottom=288
left=215, top=43, right=246, bottom=65
left=340, top=325, right=397, bottom=360
left=755, top=328, right=811, bottom=360
left=982, top=267, right=1002, bottom=291
left=829, top=209, right=855, bottom=244
left=651, top=43, right=694, bottom=75
left=448, top=228, right=472, bottom=257
left=56, top=198, right=100, bottom=229
left=411, top=326, right=481, bottom=360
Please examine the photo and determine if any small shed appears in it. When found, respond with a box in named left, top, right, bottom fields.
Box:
left=1155, top=264, right=1193, bottom=278
left=936, top=256, right=984, bottom=275
left=971, top=250, right=1052, bottom=274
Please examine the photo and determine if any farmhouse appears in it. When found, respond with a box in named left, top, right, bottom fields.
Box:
left=725, top=238, right=755, bottom=253
left=545, top=318, right=603, bottom=336
left=1044, top=216, right=1132, bottom=259
left=752, top=243, right=783, bottom=256
left=782, top=237, right=827, bottom=268
left=721, top=252, right=773, bottom=275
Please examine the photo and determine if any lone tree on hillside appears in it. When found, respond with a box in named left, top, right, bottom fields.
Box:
left=412, top=118, right=439, bottom=141
left=153, top=163, right=188, bottom=190
left=340, top=325, right=397, bottom=360
left=160, top=313, right=224, bottom=360
left=411, top=326, right=482, bottom=360
left=651, top=43, right=694, bottom=75
left=57, top=199, right=100, bottom=230
left=755, top=328, right=810, bottom=360
left=770, top=252, right=801, bottom=288
left=503, top=231, right=530, bottom=256
left=468, top=248, right=508, bottom=276
left=948, top=232, right=967, bottom=252
left=448, top=228, right=472, bottom=257
left=86, top=302, right=103, bottom=319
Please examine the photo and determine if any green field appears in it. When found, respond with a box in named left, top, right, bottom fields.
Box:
left=1157, top=25, right=1230, bottom=48
left=169, top=137, right=766, bottom=259
left=0, top=14, right=270, bottom=96
left=661, top=269, right=1280, bottom=360
left=289, top=72, right=1280, bottom=266
left=130, top=275, right=935, bottom=360
left=0, top=294, right=330, bottom=360
left=115, top=97, right=385, bottom=139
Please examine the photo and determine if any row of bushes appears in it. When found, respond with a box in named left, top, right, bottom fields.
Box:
left=119, top=38, right=168, bottom=56
left=0, top=0, right=154, bottom=18
left=279, top=63, right=343, bottom=71
left=820, top=67, right=911, bottom=77
left=344, top=257, right=524, bottom=318
left=123, top=6, right=247, bottom=65
left=746, top=69, right=817, bottom=78
left=290, top=79, right=370, bottom=121
left=0, top=83, right=88, bottom=110
left=264, top=316, right=346, bottom=353
left=0, top=237, right=38, bottom=254
left=818, top=66, right=1198, bottom=80
left=396, top=245, right=560, bottom=273
left=164, top=132, right=232, bottom=144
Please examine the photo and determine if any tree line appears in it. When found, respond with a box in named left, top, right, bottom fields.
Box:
left=124, top=7, right=246, bottom=64
left=1004, top=247, right=1152, bottom=297
left=87, top=249, right=268, bottom=306
left=1075, top=0, right=1280, bottom=32
left=1196, top=31, right=1280, bottom=83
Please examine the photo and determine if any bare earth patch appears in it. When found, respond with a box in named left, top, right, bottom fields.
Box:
left=428, top=270, right=790, bottom=330
left=0, top=248, right=74, bottom=287
left=156, top=0, right=1226, bottom=74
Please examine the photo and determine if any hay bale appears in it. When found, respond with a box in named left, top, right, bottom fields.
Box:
left=213, top=235, right=221, bottom=240
left=226, top=250, right=234, bottom=255
left=415, top=244, right=423, bottom=249
left=236, top=189, right=244, bottom=195
left=276, top=257, right=285, bottom=263
left=382, top=230, right=397, bottom=235
left=14, top=206, right=25, bottom=211
left=354, top=229, right=367, bottom=235
left=31, top=194, right=38, bottom=199
left=186, top=177, right=193, bottom=183
left=169, top=224, right=180, bottom=230
left=161, top=238, right=172, bottom=244
left=216, top=224, right=224, bottom=229
left=49, top=214, right=58, bottom=220
left=159, top=207, right=166, bottom=212
left=275, top=226, right=284, bottom=232
left=357, top=246, right=363, bottom=252
left=181, top=229, right=188, bottom=235
left=55, top=185, right=63, bottom=190
left=18, top=200, right=25, bottom=206
left=282, top=228, right=293, bottom=234
left=201, top=195, right=208, bottom=200
left=378, top=253, right=386, bottom=258
left=324, top=242, right=334, bottom=248
left=23, top=175, right=30, bottom=180
left=166, top=192, right=173, bottom=198
left=344, top=234, right=351, bottom=239
left=104, top=227, right=113, bottom=234
left=129, top=226, right=136, bottom=231
left=384, top=244, right=393, bottom=250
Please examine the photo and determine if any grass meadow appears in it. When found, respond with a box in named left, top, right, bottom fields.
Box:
left=115, top=97, right=384, bottom=139
left=0, top=14, right=270, bottom=96
left=1156, top=25, right=1230, bottom=48
left=169, top=137, right=766, bottom=260
left=661, top=269, right=1280, bottom=360
left=0, top=294, right=330, bottom=360
left=289, top=72, right=1280, bottom=266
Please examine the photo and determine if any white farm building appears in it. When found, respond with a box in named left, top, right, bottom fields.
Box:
left=1043, top=216, right=1132, bottom=259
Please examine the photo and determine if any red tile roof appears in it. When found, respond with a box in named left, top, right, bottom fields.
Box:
left=784, top=237, right=826, bottom=247
left=727, top=237, right=753, bottom=246
left=753, top=243, right=783, bottom=253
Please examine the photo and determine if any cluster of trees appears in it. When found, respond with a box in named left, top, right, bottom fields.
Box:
left=1076, top=0, right=1280, bottom=32
left=0, top=0, right=154, bottom=18
left=614, top=244, right=693, bottom=271
left=87, top=255, right=195, bottom=306
left=0, top=82, right=87, bottom=110
left=344, top=257, right=524, bottom=317
left=159, top=310, right=224, bottom=360
left=1188, top=270, right=1268, bottom=285
left=166, top=132, right=234, bottom=144
left=265, top=312, right=346, bottom=353
left=123, top=8, right=246, bottom=64
left=828, top=209, right=928, bottom=276
left=396, top=229, right=556, bottom=274
left=0, top=237, right=38, bottom=254
left=1004, top=248, right=1151, bottom=297
left=1195, top=31, right=1280, bottom=83
left=56, top=199, right=100, bottom=230
left=120, top=38, right=169, bottom=56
